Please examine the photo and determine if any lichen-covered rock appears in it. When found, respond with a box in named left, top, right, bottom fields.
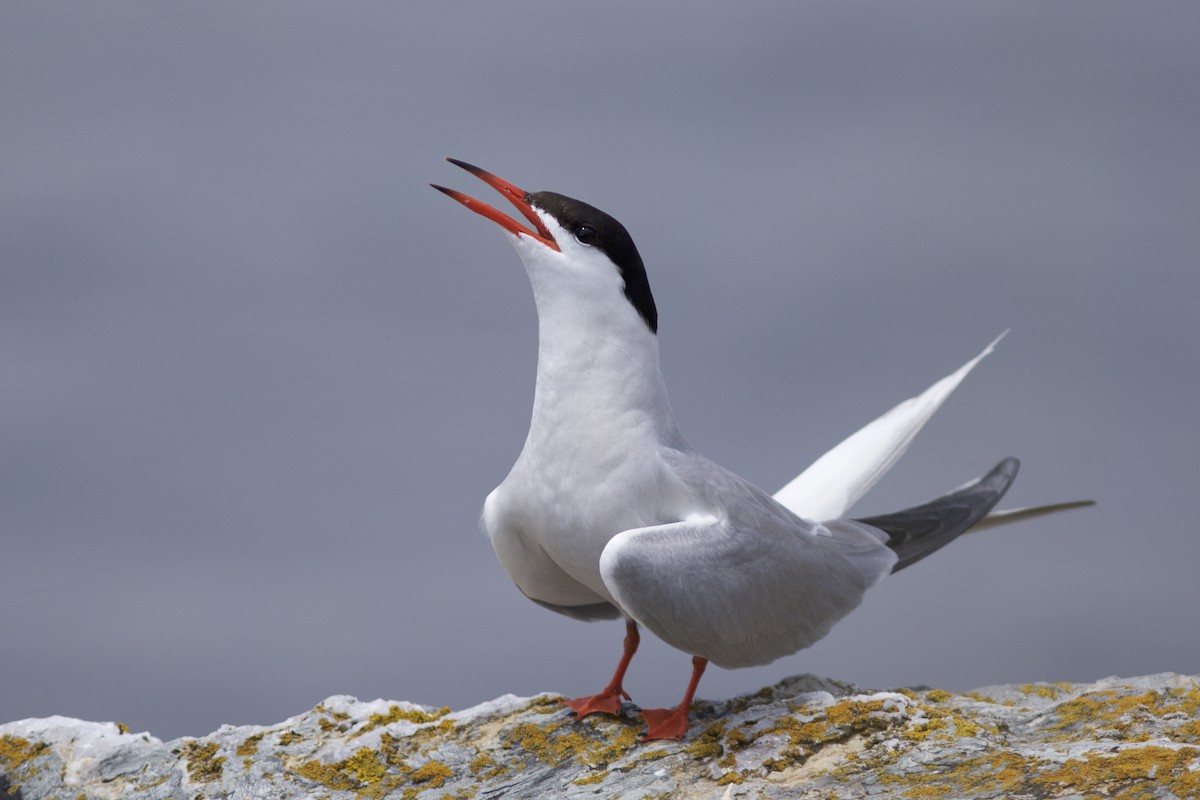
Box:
left=3, top=673, right=1199, bottom=799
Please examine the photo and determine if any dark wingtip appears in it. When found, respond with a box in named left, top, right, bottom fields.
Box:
left=857, top=456, right=1023, bottom=573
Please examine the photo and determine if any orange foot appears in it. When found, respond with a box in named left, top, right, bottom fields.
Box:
left=640, top=706, right=690, bottom=741
left=562, top=687, right=629, bottom=718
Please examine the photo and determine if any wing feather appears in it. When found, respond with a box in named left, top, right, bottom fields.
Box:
left=773, top=332, right=1007, bottom=520
left=599, top=516, right=892, bottom=669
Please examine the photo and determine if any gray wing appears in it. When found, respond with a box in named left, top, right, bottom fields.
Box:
left=598, top=513, right=895, bottom=669
left=855, top=457, right=1019, bottom=572
left=527, top=596, right=621, bottom=621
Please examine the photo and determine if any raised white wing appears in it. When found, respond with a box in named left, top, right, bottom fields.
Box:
left=773, top=332, right=1008, bottom=521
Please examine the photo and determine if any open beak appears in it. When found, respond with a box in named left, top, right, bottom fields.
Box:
left=431, top=159, right=560, bottom=251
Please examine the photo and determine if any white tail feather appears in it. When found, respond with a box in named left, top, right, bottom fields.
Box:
left=968, top=500, right=1096, bottom=532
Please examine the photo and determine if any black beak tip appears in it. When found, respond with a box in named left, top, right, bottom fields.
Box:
left=446, top=157, right=484, bottom=176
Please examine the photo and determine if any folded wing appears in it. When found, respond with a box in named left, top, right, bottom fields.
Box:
left=598, top=514, right=896, bottom=669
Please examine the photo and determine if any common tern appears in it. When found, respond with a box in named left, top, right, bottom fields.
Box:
left=432, top=159, right=1092, bottom=741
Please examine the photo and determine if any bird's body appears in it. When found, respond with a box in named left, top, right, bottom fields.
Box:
left=483, top=254, right=686, bottom=616
left=433, top=160, right=1090, bottom=739
left=485, top=360, right=899, bottom=668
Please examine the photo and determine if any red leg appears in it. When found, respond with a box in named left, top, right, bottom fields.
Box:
left=562, top=619, right=640, bottom=718
left=640, top=656, right=708, bottom=741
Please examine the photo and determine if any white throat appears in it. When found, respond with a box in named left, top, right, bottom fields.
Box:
left=485, top=232, right=689, bottom=601
left=510, top=229, right=684, bottom=458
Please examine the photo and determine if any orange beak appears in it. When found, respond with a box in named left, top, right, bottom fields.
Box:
left=431, top=158, right=560, bottom=251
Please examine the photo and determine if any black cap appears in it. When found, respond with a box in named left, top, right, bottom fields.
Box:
left=527, top=191, right=658, bottom=334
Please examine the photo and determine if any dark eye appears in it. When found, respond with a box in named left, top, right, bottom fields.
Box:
left=574, top=225, right=597, bottom=245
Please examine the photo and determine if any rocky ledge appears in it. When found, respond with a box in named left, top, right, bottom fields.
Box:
left=3, top=673, right=1199, bottom=799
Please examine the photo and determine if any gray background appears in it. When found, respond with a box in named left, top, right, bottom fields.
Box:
left=3, top=2, right=1197, bottom=740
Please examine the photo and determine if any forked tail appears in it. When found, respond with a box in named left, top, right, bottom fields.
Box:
left=855, top=457, right=1020, bottom=573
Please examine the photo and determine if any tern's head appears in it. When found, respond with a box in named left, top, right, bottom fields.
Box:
left=432, top=159, right=657, bottom=335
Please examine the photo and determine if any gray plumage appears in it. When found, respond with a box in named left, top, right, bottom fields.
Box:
left=857, top=457, right=1020, bottom=573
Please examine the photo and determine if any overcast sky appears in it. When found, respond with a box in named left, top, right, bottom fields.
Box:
left=3, top=2, right=1198, bottom=741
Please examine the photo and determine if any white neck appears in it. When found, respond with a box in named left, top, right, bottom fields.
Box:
left=503, top=228, right=687, bottom=476
left=531, top=298, right=682, bottom=450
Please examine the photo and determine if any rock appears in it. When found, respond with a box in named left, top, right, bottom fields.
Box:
left=3, top=673, right=1199, bottom=799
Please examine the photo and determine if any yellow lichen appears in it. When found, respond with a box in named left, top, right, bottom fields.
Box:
left=761, top=746, right=811, bottom=772
left=532, top=697, right=563, bottom=715
left=1050, top=687, right=1200, bottom=741
left=586, top=723, right=640, bottom=765
left=716, top=771, right=746, bottom=785
left=823, top=699, right=892, bottom=730
left=293, top=747, right=408, bottom=800
left=571, top=771, right=607, bottom=785
left=772, top=697, right=897, bottom=749
left=683, top=721, right=726, bottom=759
left=1049, top=745, right=1200, bottom=792
left=467, top=751, right=494, bottom=774
left=358, top=705, right=451, bottom=735
left=750, top=696, right=912, bottom=776
left=948, top=712, right=984, bottom=739
left=314, top=702, right=351, bottom=723
left=0, top=735, right=47, bottom=772
left=724, top=725, right=754, bottom=750
left=881, top=751, right=1030, bottom=800
left=344, top=748, right=388, bottom=785
left=319, top=717, right=344, bottom=733
left=277, top=730, right=303, bottom=745
left=961, top=691, right=996, bottom=704
left=414, top=719, right=457, bottom=740
left=377, top=731, right=417, bottom=772
left=295, top=759, right=358, bottom=792
left=901, top=716, right=949, bottom=742
left=905, top=703, right=991, bottom=744
left=410, top=760, right=453, bottom=787
left=504, top=720, right=586, bottom=766
left=466, top=751, right=508, bottom=779
left=136, top=772, right=170, bottom=790
left=236, top=732, right=265, bottom=757
left=182, top=741, right=225, bottom=783
left=501, top=716, right=639, bottom=769
left=1176, top=718, right=1200, bottom=744
left=886, top=744, right=1200, bottom=799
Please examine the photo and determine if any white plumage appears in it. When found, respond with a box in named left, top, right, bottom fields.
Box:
left=433, top=159, right=1090, bottom=740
